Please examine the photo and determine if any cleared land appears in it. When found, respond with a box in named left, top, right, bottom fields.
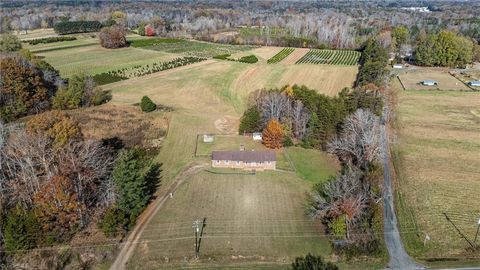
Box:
left=398, top=69, right=470, bottom=91
left=69, top=103, right=168, bottom=148
left=101, top=57, right=346, bottom=268
left=393, top=84, right=480, bottom=259
left=281, top=48, right=309, bottom=64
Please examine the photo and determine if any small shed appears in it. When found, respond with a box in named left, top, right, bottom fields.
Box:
left=468, top=81, right=480, bottom=87
left=203, top=134, right=214, bottom=143
left=393, top=64, right=403, bottom=69
left=421, top=80, right=438, bottom=86
left=252, top=132, right=262, bottom=141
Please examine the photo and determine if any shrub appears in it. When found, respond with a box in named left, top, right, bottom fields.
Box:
left=140, top=96, right=157, bottom=112
left=238, top=55, right=258, bottom=63
left=98, top=207, right=129, bottom=237
left=283, top=136, right=294, bottom=147
left=99, top=25, right=127, bottom=49
left=0, top=32, right=22, bottom=52
left=291, top=254, right=338, bottom=270
left=93, top=73, right=127, bottom=85
left=213, top=54, right=231, bottom=60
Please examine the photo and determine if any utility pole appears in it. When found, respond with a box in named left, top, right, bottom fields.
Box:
left=474, top=217, right=480, bottom=245
left=193, top=219, right=201, bottom=259
left=443, top=213, right=476, bottom=249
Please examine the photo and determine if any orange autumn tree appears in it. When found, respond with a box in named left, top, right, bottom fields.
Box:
left=262, top=119, right=284, bottom=149
left=34, top=175, right=84, bottom=240
left=26, top=110, right=82, bottom=148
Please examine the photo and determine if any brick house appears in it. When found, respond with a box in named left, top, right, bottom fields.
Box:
left=211, top=150, right=276, bottom=171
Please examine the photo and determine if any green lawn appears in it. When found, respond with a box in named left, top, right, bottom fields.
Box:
left=285, top=147, right=339, bottom=184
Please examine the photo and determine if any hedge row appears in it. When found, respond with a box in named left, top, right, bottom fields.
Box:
left=54, top=21, right=103, bottom=35
left=25, top=36, right=77, bottom=45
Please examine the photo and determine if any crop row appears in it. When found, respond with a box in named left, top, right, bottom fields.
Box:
left=93, top=56, right=206, bottom=85
left=296, top=49, right=360, bottom=65
left=267, top=47, right=295, bottom=64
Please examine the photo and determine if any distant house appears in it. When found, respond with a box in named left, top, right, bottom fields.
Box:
left=203, top=134, right=214, bottom=143
left=211, top=150, right=276, bottom=171
left=421, top=80, right=438, bottom=86
left=468, top=81, right=480, bottom=87
left=252, top=132, right=262, bottom=141
left=393, top=64, right=403, bottom=69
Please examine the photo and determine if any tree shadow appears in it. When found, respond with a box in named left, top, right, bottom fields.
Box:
left=145, top=162, right=163, bottom=200
left=197, top=217, right=207, bottom=255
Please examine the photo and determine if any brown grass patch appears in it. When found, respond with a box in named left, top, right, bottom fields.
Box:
left=282, top=48, right=309, bottom=64
left=395, top=88, right=480, bottom=257
left=70, top=103, right=168, bottom=148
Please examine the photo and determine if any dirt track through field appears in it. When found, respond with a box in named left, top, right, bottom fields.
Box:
left=110, top=162, right=208, bottom=270
left=281, top=48, right=309, bottom=64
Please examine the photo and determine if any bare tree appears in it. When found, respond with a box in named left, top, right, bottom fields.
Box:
left=259, top=91, right=289, bottom=125
left=327, top=109, right=380, bottom=170
left=291, top=100, right=310, bottom=140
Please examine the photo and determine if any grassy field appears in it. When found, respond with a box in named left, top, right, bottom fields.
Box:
left=34, top=41, right=178, bottom=78
left=128, top=170, right=332, bottom=269
left=397, top=69, right=470, bottom=91
left=393, top=83, right=480, bottom=260
left=285, top=147, right=339, bottom=183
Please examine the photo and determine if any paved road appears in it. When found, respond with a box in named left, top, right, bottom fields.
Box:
left=380, top=95, right=425, bottom=270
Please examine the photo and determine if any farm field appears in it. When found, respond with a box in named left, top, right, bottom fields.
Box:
left=397, top=69, right=470, bottom=91
left=35, top=42, right=178, bottom=78
left=24, top=37, right=99, bottom=53
left=393, top=85, right=480, bottom=259
left=296, top=49, right=361, bottom=65
left=267, top=47, right=295, bottom=64
left=11, top=28, right=58, bottom=40
left=136, top=38, right=256, bottom=58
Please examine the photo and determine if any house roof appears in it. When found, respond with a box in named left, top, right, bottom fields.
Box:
left=469, top=81, right=480, bottom=85
left=212, top=150, right=276, bottom=162
left=422, top=80, right=437, bottom=84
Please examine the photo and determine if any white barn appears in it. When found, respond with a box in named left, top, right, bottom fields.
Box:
left=393, top=64, right=403, bottom=69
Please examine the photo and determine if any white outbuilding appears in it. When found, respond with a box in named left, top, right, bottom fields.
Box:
left=468, top=81, right=480, bottom=87
left=203, top=134, right=214, bottom=143
left=393, top=64, right=403, bottom=69
left=252, top=132, right=262, bottom=141
left=421, top=80, right=438, bottom=86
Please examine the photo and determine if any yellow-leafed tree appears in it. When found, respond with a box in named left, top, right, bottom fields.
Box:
left=262, top=119, right=284, bottom=149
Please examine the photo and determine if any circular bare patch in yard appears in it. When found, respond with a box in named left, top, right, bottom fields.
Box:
left=215, top=115, right=239, bottom=134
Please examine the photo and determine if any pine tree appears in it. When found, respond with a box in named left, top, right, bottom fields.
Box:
left=239, top=106, right=261, bottom=133
left=262, top=119, right=284, bottom=149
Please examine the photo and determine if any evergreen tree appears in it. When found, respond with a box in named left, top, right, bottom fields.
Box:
left=238, top=106, right=261, bottom=133
left=140, top=96, right=156, bottom=112
left=3, top=206, right=40, bottom=252
left=112, top=149, right=160, bottom=222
